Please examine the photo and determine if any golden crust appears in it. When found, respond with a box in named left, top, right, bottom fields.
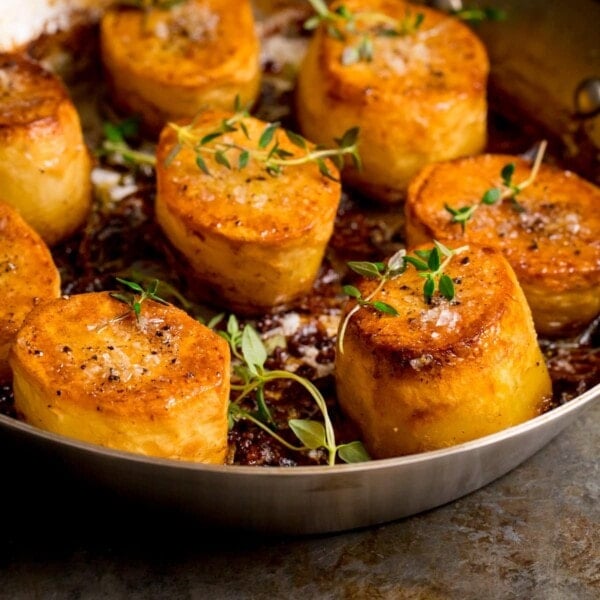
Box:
left=335, top=243, right=552, bottom=458
left=100, top=0, right=261, bottom=135
left=0, top=53, right=91, bottom=245
left=0, top=202, right=60, bottom=382
left=295, top=0, right=488, bottom=203
left=10, top=292, right=231, bottom=463
left=405, top=154, right=600, bottom=336
left=155, top=110, right=341, bottom=314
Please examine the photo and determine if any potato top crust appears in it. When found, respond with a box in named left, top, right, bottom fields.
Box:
left=10, top=292, right=230, bottom=418
left=0, top=202, right=60, bottom=346
left=317, top=0, right=488, bottom=105
left=406, top=155, right=600, bottom=292
left=0, top=53, right=69, bottom=128
left=344, top=244, right=525, bottom=367
left=100, top=0, right=258, bottom=86
left=156, top=111, right=341, bottom=244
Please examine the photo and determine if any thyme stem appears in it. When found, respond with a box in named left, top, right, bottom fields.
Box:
left=445, top=141, right=548, bottom=231
left=102, top=140, right=157, bottom=167
left=230, top=406, right=308, bottom=453
left=338, top=277, right=387, bottom=355
left=231, top=369, right=338, bottom=465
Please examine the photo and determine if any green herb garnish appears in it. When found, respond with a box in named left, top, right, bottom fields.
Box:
left=100, top=117, right=157, bottom=168
left=338, top=242, right=468, bottom=353
left=110, top=278, right=169, bottom=323
left=451, top=6, right=507, bottom=23
left=305, top=0, right=424, bottom=65
left=221, top=315, right=369, bottom=465
left=403, top=241, right=468, bottom=304
left=445, top=140, right=548, bottom=232
left=167, top=102, right=361, bottom=180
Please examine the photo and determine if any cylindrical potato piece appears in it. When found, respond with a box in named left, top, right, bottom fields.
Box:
left=0, top=53, right=92, bottom=245
left=296, top=0, right=489, bottom=204
left=100, top=0, right=261, bottom=135
left=155, top=111, right=341, bottom=315
left=405, top=154, right=600, bottom=336
left=0, top=201, right=60, bottom=382
left=335, top=244, right=552, bottom=458
left=10, top=292, right=231, bottom=463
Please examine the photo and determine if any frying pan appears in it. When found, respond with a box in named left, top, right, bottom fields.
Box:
left=0, top=0, right=598, bottom=534
left=0, top=383, right=597, bottom=534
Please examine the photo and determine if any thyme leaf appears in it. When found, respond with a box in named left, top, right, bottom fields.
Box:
left=338, top=249, right=407, bottom=354
left=99, top=118, right=157, bottom=168
left=109, top=278, right=169, bottom=324
left=338, top=242, right=469, bottom=351
left=306, top=0, right=424, bottom=65
left=166, top=104, right=360, bottom=179
left=445, top=140, right=548, bottom=232
left=221, top=316, right=369, bottom=465
left=452, top=7, right=507, bottom=23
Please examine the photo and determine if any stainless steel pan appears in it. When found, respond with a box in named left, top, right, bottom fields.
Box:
left=0, top=383, right=597, bottom=534
left=1, top=0, right=598, bottom=535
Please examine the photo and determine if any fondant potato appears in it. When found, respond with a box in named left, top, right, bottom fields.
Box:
left=335, top=243, right=552, bottom=458
left=0, top=201, right=60, bottom=382
left=0, top=53, right=92, bottom=245
left=296, top=0, right=488, bottom=203
left=10, top=292, right=230, bottom=463
left=100, top=0, right=261, bottom=135
left=405, top=154, right=600, bottom=336
left=155, top=110, right=341, bottom=314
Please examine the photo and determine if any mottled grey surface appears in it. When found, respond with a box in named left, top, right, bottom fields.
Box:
left=1, top=401, right=598, bottom=600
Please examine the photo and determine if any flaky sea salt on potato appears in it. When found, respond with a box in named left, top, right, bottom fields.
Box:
left=335, top=243, right=552, bottom=458
left=100, top=0, right=261, bottom=135
left=296, top=0, right=488, bottom=204
left=10, top=292, right=230, bottom=463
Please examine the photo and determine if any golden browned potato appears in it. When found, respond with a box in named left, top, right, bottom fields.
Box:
left=335, top=243, right=552, bottom=458
left=405, top=154, right=600, bottom=337
left=100, top=0, right=261, bottom=135
left=0, top=53, right=92, bottom=245
left=0, top=202, right=60, bottom=383
left=155, top=110, right=341, bottom=315
left=296, top=0, right=489, bottom=204
left=10, top=292, right=230, bottom=463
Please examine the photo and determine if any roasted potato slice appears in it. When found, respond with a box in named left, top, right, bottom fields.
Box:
left=0, top=202, right=60, bottom=383
left=10, top=292, right=231, bottom=463
left=0, top=53, right=92, bottom=245
left=100, top=0, right=261, bottom=135
left=405, top=154, right=600, bottom=336
left=335, top=243, right=552, bottom=458
left=155, top=110, right=341, bottom=315
left=296, top=0, right=488, bottom=203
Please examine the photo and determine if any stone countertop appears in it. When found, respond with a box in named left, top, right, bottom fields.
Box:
left=1, top=401, right=598, bottom=600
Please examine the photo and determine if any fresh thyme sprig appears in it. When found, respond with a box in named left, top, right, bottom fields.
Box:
left=116, top=269, right=224, bottom=328
left=451, top=6, right=507, bottom=23
left=338, top=249, right=406, bottom=354
left=403, top=241, right=468, bottom=303
left=220, top=315, right=370, bottom=465
left=100, top=118, right=157, bottom=168
left=110, top=278, right=169, bottom=323
left=166, top=106, right=361, bottom=180
left=445, top=140, right=548, bottom=232
left=305, top=0, right=424, bottom=65
left=338, top=242, right=468, bottom=353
